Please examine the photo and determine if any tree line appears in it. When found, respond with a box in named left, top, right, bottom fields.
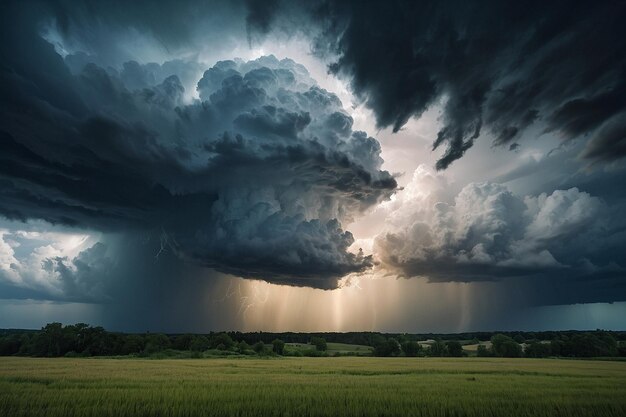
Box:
left=371, top=332, right=625, bottom=358
left=0, top=323, right=332, bottom=358
left=0, top=323, right=624, bottom=358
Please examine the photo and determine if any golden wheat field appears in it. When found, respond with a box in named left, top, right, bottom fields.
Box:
left=1, top=356, right=626, bottom=417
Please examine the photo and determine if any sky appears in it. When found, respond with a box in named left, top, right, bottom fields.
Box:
left=1, top=0, right=625, bottom=332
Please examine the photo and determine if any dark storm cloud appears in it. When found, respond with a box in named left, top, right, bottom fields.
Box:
left=2, top=0, right=625, bottom=313
left=51, top=242, right=114, bottom=302
left=246, top=0, right=626, bottom=169
left=579, top=114, right=626, bottom=164
left=0, top=228, right=247, bottom=331
left=36, top=0, right=249, bottom=65
left=0, top=3, right=396, bottom=290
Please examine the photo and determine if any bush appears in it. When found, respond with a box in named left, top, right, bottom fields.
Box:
left=303, top=349, right=327, bottom=357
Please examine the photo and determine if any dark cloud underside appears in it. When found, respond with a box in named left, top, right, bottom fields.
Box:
left=247, top=0, right=626, bottom=169
left=0, top=3, right=396, bottom=289
left=0, top=0, right=624, bottom=311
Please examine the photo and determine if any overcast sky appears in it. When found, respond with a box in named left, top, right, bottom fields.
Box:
left=1, top=0, right=625, bottom=332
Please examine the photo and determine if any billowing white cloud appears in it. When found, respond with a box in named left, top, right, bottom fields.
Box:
left=0, top=223, right=102, bottom=299
left=374, top=165, right=618, bottom=284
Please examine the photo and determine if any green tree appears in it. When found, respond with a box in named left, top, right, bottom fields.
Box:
left=310, top=337, right=327, bottom=351
left=427, top=340, right=447, bottom=357
left=524, top=341, right=551, bottom=358
left=401, top=341, right=421, bottom=357
left=0, top=334, right=22, bottom=356
left=31, top=323, right=78, bottom=357
left=252, top=341, right=265, bottom=354
left=477, top=344, right=491, bottom=357
left=446, top=341, right=464, bottom=357
left=210, top=333, right=234, bottom=350
left=121, top=335, right=144, bottom=355
left=173, top=334, right=194, bottom=350
left=491, top=334, right=522, bottom=357
left=564, top=332, right=618, bottom=357
left=272, top=339, right=285, bottom=355
left=550, top=338, right=565, bottom=356
left=144, top=334, right=171, bottom=354
left=374, top=338, right=401, bottom=357
left=237, top=340, right=251, bottom=353
left=190, top=336, right=210, bottom=352
left=82, top=327, right=117, bottom=356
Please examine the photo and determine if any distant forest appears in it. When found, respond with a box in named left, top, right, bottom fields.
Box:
left=1, top=323, right=625, bottom=359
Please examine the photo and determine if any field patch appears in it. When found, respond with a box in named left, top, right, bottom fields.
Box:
left=1, top=357, right=625, bottom=416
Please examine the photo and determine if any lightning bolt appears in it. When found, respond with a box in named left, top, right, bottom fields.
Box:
left=154, top=229, right=169, bottom=262
left=237, top=281, right=269, bottom=318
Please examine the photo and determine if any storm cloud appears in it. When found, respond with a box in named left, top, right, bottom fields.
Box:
left=0, top=4, right=396, bottom=292
left=1, top=0, right=625, bottom=331
left=374, top=166, right=626, bottom=304
left=247, top=0, right=626, bottom=169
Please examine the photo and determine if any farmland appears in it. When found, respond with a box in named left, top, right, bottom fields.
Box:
left=1, top=357, right=625, bottom=417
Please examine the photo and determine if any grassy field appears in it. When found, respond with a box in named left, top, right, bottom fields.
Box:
left=1, top=357, right=625, bottom=417
left=463, top=341, right=492, bottom=352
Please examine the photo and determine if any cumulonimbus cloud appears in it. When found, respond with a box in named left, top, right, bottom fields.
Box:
left=373, top=165, right=626, bottom=304
left=246, top=0, right=626, bottom=169
left=0, top=8, right=396, bottom=290
left=2, top=0, right=625, bottom=310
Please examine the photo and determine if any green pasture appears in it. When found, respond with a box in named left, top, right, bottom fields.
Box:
left=1, top=357, right=625, bottom=416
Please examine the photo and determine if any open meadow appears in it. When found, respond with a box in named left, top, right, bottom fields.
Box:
left=1, top=357, right=625, bottom=417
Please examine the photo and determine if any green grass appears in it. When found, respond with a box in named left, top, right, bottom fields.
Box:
left=1, top=357, right=625, bottom=416
left=463, top=342, right=493, bottom=352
